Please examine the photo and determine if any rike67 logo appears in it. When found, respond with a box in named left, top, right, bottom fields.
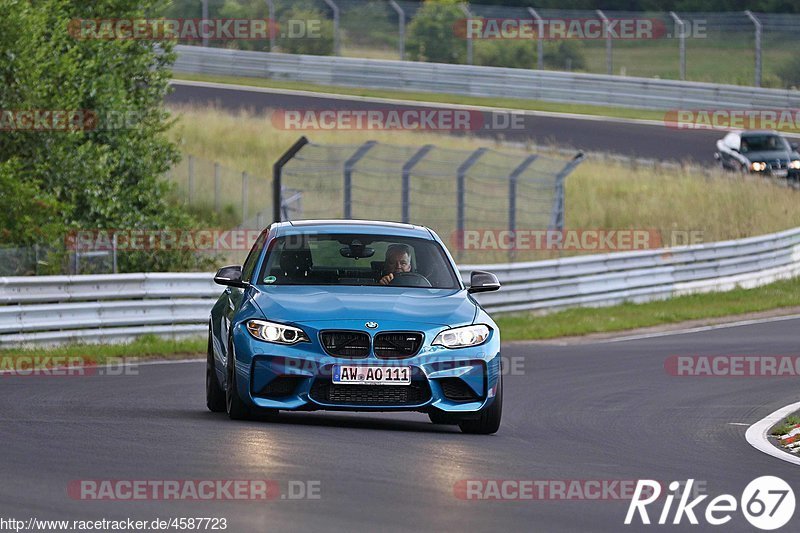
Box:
left=625, top=477, right=795, bottom=530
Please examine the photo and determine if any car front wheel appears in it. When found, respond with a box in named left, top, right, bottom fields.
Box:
left=206, top=331, right=226, bottom=413
left=459, top=374, right=502, bottom=435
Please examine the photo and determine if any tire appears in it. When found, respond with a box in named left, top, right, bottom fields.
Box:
left=226, top=341, right=251, bottom=420
left=459, top=373, right=502, bottom=435
left=206, top=331, right=226, bottom=413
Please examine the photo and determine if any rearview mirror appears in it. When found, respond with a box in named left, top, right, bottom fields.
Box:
left=468, top=270, right=501, bottom=293
left=214, top=265, right=246, bottom=288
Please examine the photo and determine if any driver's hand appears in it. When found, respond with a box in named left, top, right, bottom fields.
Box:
left=378, top=273, right=394, bottom=285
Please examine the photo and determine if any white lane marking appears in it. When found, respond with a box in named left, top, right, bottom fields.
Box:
left=0, top=357, right=203, bottom=375
left=593, top=313, right=800, bottom=344
left=169, top=78, right=800, bottom=139
left=728, top=422, right=750, bottom=426
left=746, top=401, right=800, bottom=466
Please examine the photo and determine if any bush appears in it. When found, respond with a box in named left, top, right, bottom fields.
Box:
left=0, top=0, right=210, bottom=272
left=543, top=41, right=586, bottom=71
left=475, top=40, right=537, bottom=69
left=276, top=8, right=335, bottom=56
left=407, top=0, right=466, bottom=64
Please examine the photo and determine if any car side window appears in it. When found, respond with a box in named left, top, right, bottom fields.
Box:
left=241, top=231, right=268, bottom=283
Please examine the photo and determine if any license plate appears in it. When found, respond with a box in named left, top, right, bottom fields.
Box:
left=772, top=169, right=788, bottom=178
left=333, top=365, right=411, bottom=385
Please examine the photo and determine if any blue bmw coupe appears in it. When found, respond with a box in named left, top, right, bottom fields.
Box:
left=207, top=220, right=503, bottom=434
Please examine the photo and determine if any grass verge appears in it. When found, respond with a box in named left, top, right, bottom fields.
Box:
left=496, top=276, right=800, bottom=341
left=0, top=334, right=205, bottom=366
left=771, top=415, right=800, bottom=437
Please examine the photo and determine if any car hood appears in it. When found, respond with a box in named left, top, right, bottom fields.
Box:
left=249, top=286, right=477, bottom=327
left=743, top=149, right=790, bottom=161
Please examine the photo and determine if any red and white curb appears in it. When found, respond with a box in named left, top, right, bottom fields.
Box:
left=746, top=401, right=800, bottom=466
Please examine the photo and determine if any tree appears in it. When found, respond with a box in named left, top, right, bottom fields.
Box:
left=407, top=0, right=467, bottom=64
left=0, top=0, right=210, bottom=272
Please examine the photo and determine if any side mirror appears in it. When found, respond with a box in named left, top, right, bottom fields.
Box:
left=214, top=265, right=246, bottom=288
left=791, top=142, right=799, bottom=151
left=468, top=270, right=501, bottom=293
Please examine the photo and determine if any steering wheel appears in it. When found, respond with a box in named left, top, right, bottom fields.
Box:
left=388, top=272, right=432, bottom=288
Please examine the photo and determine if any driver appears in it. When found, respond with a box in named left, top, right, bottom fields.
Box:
left=378, top=244, right=412, bottom=285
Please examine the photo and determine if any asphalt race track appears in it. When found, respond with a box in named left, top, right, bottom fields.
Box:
left=167, top=82, right=725, bottom=165
left=2, top=318, right=799, bottom=532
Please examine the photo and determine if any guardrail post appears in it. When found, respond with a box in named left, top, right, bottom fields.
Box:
left=456, top=148, right=487, bottom=260
left=273, top=136, right=310, bottom=223
left=508, top=155, right=538, bottom=261
left=214, top=162, right=221, bottom=213
left=389, top=0, right=406, bottom=60
left=402, top=145, right=433, bottom=224
left=596, top=10, right=612, bottom=75
left=669, top=12, right=686, bottom=81
left=527, top=7, right=544, bottom=70
left=201, top=0, right=209, bottom=47
left=745, top=10, right=762, bottom=88
left=549, top=151, right=584, bottom=232
left=322, top=0, right=340, bottom=56
left=266, top=0, right=276, bottom=51
left=187, top=155, right=195, bottom=205
left=241, top=172, right=249, bottom=224
left=460, top=3, right=473, bottom=65
left=343, top=141, right=377, bottom=219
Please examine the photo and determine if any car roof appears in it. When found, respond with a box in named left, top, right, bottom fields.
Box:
left=733, top=130, right=781, bottom=136
left=273, top=219, right=435, bottom=239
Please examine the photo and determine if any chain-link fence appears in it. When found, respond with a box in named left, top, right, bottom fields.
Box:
left=161, top=0, right=800, bottom=88
left=275, top=138, right=583, bottom=263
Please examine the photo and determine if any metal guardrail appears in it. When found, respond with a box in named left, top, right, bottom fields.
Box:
left=3, top=226, right=800, bottom=345
left=173, top=45, right=800, bottom=111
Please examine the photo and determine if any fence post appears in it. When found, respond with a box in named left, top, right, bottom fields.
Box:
left=323, top=0, right=340, bottom=56
left=201, top=0, right=209, bottom=47
left=669, top=12, right=686, bottom=81
left=401, top=145, right=433, bottom=224
left=549, top=151, right=584, bottom=231
left=266, top=0, right=276, bottom=52
left=745, top=10, right=762, bottom=88
left=460, top=3, right=473, bottom=65
left=112, top=233, right=118, bottom=274
left=508, top=155, right=538, bottom=262
left=214, top=162, right=221, bottom=213
left=187, top=154, right=195, bottom=205
left=343, top=141, right=377, bottom=219
left=527, top=7, right=544, bottom=70
left=389, top=0, right=405, bottom=60
left=456, top=148, right=487, bottom=260
left=241, top=172, right=249, bottom=225
left=273, top=136, right=310, bottom=223
left=596, top=10, right=612, bottom=75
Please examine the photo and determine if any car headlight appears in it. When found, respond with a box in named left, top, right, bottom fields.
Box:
left=790, top=160, right=800, bottom=170
left=751, top=162, right=767, bottom=171
left=432, top=324, right=491, bottom=348
left=246, top=319, right=309, bottom=344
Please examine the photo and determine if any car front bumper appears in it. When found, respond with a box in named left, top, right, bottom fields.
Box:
left=230, top=321, right=502, bottom=414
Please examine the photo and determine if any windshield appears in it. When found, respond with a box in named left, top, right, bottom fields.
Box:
left=257, top=233, right=461, bottom=289
left=740, top=135, right=789, bottom=153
